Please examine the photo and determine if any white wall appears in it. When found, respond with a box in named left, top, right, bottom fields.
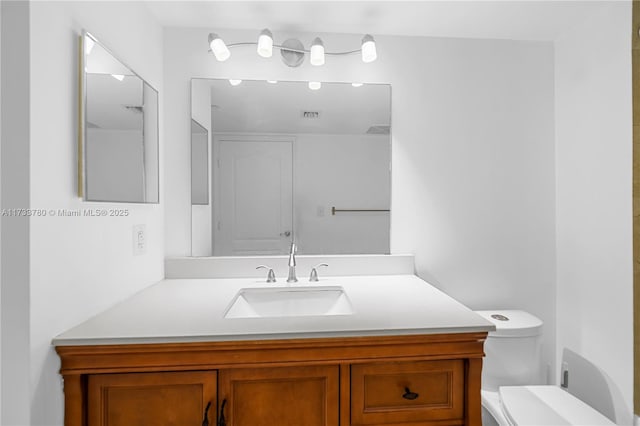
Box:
left=555, top=2, right=634, bottom=422
left=164, top=28, right=557, bottom=374
left=1, top=3, right=30, bottom=425
left=28, top=2, right=164, bottom=425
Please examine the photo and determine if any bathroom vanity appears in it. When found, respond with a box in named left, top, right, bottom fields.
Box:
left=54, top=274, right=494, bottom=426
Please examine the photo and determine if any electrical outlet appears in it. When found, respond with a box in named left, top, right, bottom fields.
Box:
left=133, top=224, right=147, bottom=255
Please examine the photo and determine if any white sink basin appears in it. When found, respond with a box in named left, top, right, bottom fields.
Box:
left=224, top=286, right=354, bottom=319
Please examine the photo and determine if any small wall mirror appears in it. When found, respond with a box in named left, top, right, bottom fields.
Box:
left=190, top=78, right=391, bottom=256
left=79, top=31, right=159, bottom=203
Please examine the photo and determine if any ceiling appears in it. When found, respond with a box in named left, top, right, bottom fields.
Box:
left=145, top=0, right=608, bottom=42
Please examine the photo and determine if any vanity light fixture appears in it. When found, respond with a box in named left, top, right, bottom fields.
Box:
left=308, top=81, right=322, bottom=90
left=207, top=30, right=377, bottom=68
left=257, top=29, right=273, bottom=58
left=229, top=79, right=242, bottom=86
left=310, top=37, right=325, bottom=66
left=209, top=33, right=231, bottom=61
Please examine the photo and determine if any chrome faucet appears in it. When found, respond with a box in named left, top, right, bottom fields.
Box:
left=287, top=242, right=298, bottom=283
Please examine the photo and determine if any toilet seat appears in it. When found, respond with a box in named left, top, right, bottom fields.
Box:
left=497, top=386, right=615, bottom=425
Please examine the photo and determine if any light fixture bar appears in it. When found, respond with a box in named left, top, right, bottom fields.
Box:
left=224, top=43, right=364, bottom=56
left=209, top=30, right=377, bottom=64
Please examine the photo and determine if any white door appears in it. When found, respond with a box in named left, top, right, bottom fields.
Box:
left=214, top=138, right=293, bottom=255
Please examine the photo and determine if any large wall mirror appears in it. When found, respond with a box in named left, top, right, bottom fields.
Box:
left=79, top=31, right=159, bottom=203
left=190, top=78, right=391, bottom=256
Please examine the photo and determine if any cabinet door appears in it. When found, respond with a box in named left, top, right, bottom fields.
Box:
left=218, top=365, right=339, bottom=426
left=351, top=360, right=464, bottom=425
left=88, top=370, right=217, bottom=426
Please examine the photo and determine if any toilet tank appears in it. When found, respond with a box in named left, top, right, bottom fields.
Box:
left=475, top=310, right=543, bottom=392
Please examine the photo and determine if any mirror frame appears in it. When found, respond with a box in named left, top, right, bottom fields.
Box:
left=78, top=30, right=160, bottom=204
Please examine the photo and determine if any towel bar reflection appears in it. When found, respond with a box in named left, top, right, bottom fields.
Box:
left=331, top=207, right=390, bottom=215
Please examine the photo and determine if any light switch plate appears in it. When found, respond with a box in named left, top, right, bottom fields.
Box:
left=133, top=224, right=147, bottom=255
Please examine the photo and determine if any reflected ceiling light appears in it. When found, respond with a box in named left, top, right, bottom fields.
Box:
left=229, top=79, right=242, bottom=86
left=111, top=74, right=124, bottom=81
left=308, top=81, right=322, bottom=91
left=208, top=33, right=231, bottom=61
left=310, top=37, right=325, bottom=66
left=207, top=30, right=378, bottom=67
left=361, top=34, right=377, bottom=63
left=267, top=80, right=278, bottom=84
left=257, top=29, right=273, bottom=58
left=84, top=36, right=95, bottom=55
left=352, top=82, right=364, bottom=87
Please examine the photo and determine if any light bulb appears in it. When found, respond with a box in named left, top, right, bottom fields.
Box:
left=229, top=79, right=242, bottom=86
left=361, top=34, right=377, bottom=63
left=257, top=29, right=273, bottom=58
left=208, top=33, right=231, bottom=62
left=310, top=37, right=325, bottom=66
left=111, top=74, right=124, bottom=81
left=267, top=80, right=278, bottom=84
left=351, top=82, right=364, bottom=87
left=308, top=81, right=322, bottom=91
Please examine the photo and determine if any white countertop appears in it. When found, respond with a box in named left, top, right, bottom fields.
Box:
left=53, top=274, right=495, bottom=346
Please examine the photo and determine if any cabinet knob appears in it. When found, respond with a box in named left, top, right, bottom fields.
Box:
left=402, top=387, right=419, bottom=400
left=217, top=399, right=227, bottom=426
left=202, top=401, right=211, bottom=426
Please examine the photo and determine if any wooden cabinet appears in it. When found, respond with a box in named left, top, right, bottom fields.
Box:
left=56, top=333, right=486, bottom=426
left=218, top=365, right=339, bottom=426
left=87, top=371, right=216, bottom=426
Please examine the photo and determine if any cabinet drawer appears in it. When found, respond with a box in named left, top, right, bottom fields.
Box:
left=351, top=360, right=464, bottom=425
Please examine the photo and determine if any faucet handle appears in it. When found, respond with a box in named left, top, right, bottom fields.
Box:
left=309, top=263, right=328, bottom=282
left=256, top=265, right=276, bottom=283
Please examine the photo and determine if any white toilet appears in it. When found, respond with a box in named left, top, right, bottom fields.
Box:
left=475, top=310, right=615, bottom=426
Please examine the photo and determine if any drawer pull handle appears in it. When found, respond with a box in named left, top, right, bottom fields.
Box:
left=202, top=401, right=211, bottom=426
left=402, top=387, right=419, bottom=400
left=217, top=399, right=227, bottom=426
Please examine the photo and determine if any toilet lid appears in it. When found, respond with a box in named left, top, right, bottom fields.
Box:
left=499, top=386, right=615, bottom=425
